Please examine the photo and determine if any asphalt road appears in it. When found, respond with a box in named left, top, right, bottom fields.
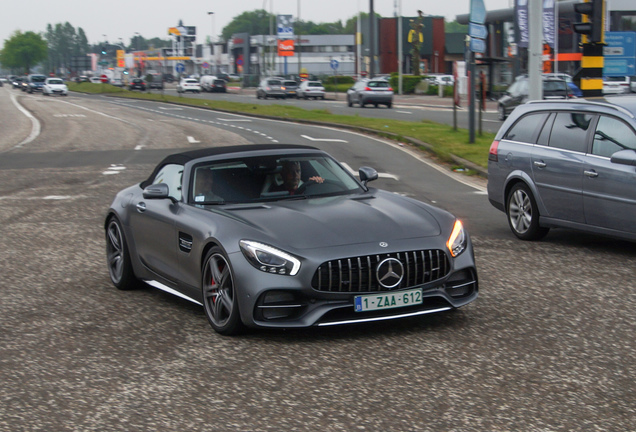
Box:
left=0, top=87, right=634, bottom=432
left=145, top=83, right=504, bottom=134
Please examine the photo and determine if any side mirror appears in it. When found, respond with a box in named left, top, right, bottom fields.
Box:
left=358, top=166, right=378, bottom=187
left=143, top=183, right=171, bottom=199
left=610, top=149, right=636, bottom=166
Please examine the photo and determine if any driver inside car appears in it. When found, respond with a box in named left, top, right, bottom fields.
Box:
left=270, top=160, right=324, bottom=195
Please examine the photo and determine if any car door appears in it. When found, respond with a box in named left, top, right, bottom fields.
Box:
left=531, top=111, right=592, bottom=222
left=129, top=163, right=184, bottom=282
left=582, top=115, right=636, bottom=233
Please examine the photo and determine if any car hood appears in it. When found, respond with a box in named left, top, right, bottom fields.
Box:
left=212, top=190, right=443, bottom=250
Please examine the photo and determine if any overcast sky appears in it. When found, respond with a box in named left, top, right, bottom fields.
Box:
left=1, top=0, right=512, bottom=47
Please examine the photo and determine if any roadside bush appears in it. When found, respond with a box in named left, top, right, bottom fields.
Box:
left=389, top=75, right=424, bottom=94
left=325, top=75, right=355, bottom=85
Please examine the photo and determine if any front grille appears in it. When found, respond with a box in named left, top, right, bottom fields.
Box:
left=311, top=249, right=450, bottom=293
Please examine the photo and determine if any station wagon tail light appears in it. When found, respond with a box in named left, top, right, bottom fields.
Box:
left=240, top=240, right=301, bottom=276
left=447, top=220, right=467, bottom=257
left=488, top=140, right=499, bottom=162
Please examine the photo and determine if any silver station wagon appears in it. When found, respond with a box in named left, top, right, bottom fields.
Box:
left=487, top=97, right=636, bottom=242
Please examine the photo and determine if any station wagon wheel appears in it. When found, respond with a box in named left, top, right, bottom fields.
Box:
left=202, top=247, right=243, bottom=335
left=506, top=183, right=549, bottom=241
left=105, top=216, right=139, bottom=290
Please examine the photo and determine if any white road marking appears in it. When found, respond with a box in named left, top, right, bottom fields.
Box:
left=301, top=134, right=348, bottom=143
left=216, top=118, right=252, bottom=122
left=158, top=107, right=183, bottom=110
left=134, top=145, right=145, bottom=150
left=9, top=92, right=41, bottom=148
left=187, top=136, right=201, bottom=143
left=396, top=110, right=412, bottom=114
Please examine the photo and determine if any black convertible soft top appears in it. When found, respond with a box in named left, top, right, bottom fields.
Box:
left=140, top=144, right=318, bottom=189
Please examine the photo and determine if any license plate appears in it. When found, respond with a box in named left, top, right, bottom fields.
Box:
left=354, top=288, right=423, bottom=312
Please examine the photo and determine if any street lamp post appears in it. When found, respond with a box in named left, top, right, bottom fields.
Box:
left=208, top=12, right=215, bottom=74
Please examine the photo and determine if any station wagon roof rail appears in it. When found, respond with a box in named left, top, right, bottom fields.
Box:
left=526, top=99, right=635, bottom=119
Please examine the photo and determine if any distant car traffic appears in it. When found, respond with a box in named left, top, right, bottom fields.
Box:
left=603, top=76, right=631, bottom=95
left=89, top=77, right=103, bottom=84
left=497, top=76, right=571, bottom=120
left=145, top=73, right=164, bottom=89
left=200, top=75, right=227, bottom=93
left=297, top=80, right=326, bottom=100
left=128, top=78, right=146, bottom=91
left=177, top=78, right=201, bottom=94
left=488, top=97, right=636, bottom=242
left=26, top=74, right=47, bottom=93
left=283, top=80, right=299, bottom=98
left=256, top=78, right=286, bottom=99
left=347, top=79, right=394, bottom=108
left=42, top=77, right=68, bottom=96
left=105, top=144, right=478, bottom=335
left=543, top=73, right=583, bottom=97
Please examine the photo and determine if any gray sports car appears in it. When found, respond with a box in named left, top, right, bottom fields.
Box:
left=105, top=144, right=478, bottom=335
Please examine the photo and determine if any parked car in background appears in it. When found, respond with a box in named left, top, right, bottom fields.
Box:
left=488, top=97, right=636, bottom=242
left=256, top=78, right=285, bottom=99
left=105, top=144, right=478, bottom=335
left=283, top=80, right=299, bottom=98
left=177, top=78, right=201, bottom=94
left=42, top=77, right=68, bottom=96
left=543, top=72, right=583, bottom=97
left=26, top=74, right=47, bottom=93
left=163, top=73, right=175, bottom=83
left=297, top=80, right=326, bottom=100
left=427, top=74, right=454, bottom=86
left=346, top=79, right=394, bottom=108
left=128, top=78, right=146, bottom=91
left=110, top=78, right=124, bottom=87
left=497, top=75, right=571, bottom=120
left=89, top=77, right=103, bottom=84
left=603, top=76, right=631, bottom=95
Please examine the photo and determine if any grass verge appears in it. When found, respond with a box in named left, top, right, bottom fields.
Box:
left=67, top=83, right=494, bottom=172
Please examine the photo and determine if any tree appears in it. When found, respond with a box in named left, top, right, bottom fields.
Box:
left=220, top=9, right=352, bottom=41
left=45, top=22, right=89, bottom=75
left=0, top=31, right=48, bottom=74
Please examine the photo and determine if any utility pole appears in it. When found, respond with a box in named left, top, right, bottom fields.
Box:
left=528, top=0, right=543, bottom=101
left=369, top=0, right=375, bottom=78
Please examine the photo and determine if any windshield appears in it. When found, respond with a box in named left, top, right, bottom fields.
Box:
left=190, top=153, right=363, bottom=205
left=48, top=79, right=63, bottom=85
left=31, top=76, right=46, bottom=83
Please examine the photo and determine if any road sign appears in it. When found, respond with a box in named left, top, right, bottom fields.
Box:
left=469, top=22, right=488, bottom=40
left=330, top=59, right=339, bottom=70
left=175, top=63, right=185, bottom=73
left=202, top=62, right=209, bottom=69
left=470, top=0, right=487, bottom=25
left=603, top=31, right=636, bottom=77
left=470, top=38, right=486, bottom=53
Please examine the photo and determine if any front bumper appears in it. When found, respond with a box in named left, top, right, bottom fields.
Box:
left=231, top=239, right=478, bottom=329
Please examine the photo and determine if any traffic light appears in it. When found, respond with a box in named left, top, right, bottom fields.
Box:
left=101, top=46, right=107, bottom=55
left=572, top=0, right=605, bottom=44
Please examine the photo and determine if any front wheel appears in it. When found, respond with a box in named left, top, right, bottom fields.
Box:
left=202, top=247, right=243, bottom=335
left=506, top=183, right=549, bottom=240
left=105, top=217, right=139, bottom=290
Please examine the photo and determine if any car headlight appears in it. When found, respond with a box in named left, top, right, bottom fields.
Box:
left=446, top=220, right=467, bottom=257
left=239, top=240, right=301, bottom=276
